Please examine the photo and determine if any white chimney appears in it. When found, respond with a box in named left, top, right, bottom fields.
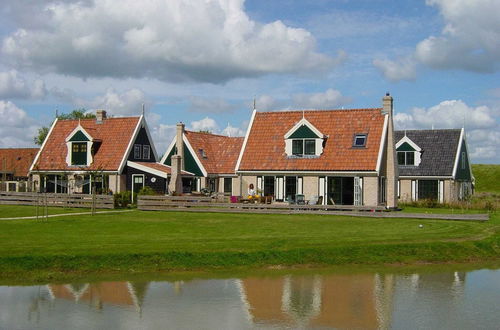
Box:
left=96, top=109, right=107, bottom=124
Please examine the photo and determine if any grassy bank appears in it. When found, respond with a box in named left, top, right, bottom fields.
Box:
left=472, top=164, right=500, bottom=193
left=0, top=208, right=498, bottom=281
left=0, top=205, right=91, bottom=218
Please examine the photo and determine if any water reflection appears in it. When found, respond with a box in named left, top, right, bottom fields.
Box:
left=1, top=269, right=499, bottom=329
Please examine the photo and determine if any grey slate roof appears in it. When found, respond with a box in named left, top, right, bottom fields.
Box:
left=394, top=129, right=462, bottom=177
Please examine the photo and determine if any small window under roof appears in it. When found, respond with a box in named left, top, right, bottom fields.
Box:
left=353, top=134, right=367, bottom=147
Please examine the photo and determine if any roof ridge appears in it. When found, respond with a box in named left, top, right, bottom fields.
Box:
left=257, top=108, right=382, bottom=114
left=185, top=130, right=244, bottom=138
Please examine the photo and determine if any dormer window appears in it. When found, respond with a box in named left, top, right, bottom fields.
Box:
left=398, top=151, right=415, bottom=165
left=284, top=117, right=325, bottom=158
left=65, top=125, right=93, bottom=167
left=72, top=142, right=87, bottom=165
left=396, top=136, right=422, bottom=167
left=292, top=139, right=316, bottom=156
left=353, top=134, right=367, bottom=147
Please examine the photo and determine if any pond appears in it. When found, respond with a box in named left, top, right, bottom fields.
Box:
left=1, top=267, right=499, bottom=329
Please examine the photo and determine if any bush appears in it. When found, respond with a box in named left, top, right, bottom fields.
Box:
left=138, top=186, right=156, bottom=196
left=114, top=191, right=132, bottom=208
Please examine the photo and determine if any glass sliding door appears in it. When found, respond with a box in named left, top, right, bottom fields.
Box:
left=263, top=176, right=275, bottom=198
left=285, top=176, right=297, bottom=203
left=418, top=180, right=438, bottom=200
left=326, top=177, right=354, bottom=205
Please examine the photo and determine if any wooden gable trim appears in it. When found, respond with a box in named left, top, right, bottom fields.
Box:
left=183, top=134, right=208, bottom=177
left=160, top=138, right=176, bottom=165
left=375, top=115, right=388, bottom=174
left=29, top=118, right=59, bottom=173
left=141, top=119, right=159, bottom=162
left=284, top=117, right=324, bottom=139
left=452, top=128, right=466, bottom=179
left=127, top=161, right=169, bottom=179
left=235, top=109, right=257, bottom=172
left=396, top=135, right=421, bottom=152
left=118, top=116, right=143, bottom=174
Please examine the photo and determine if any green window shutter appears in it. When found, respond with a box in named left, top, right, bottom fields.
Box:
left=72, top=142, right=87, bottom=165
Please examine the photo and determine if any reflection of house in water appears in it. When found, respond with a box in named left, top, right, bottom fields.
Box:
left=240, top=274, right=395, bottom=329
left=47, top=281, right=149, bottom=313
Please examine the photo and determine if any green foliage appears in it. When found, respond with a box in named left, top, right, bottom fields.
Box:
left=33, top=126, right=49, bottom=146
left=114, top=191, right=132, bottom=208
left=138, top=186, right=156, bottom=196
left=33, top=109, right=95, bottom=146
left=472, top=164, right=500, bottom=193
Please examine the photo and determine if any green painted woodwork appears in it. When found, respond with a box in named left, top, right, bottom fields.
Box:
left=69, top=130, right=89, bottom=142
left=456, top=141, right=472, bottom=181
left=396, top=142, right=416, bottom=152
left=71, top=142, right=87, bottom=165
left=163, top=145, right=204, bottom=176
left=289, top=125, right=320, bottom=139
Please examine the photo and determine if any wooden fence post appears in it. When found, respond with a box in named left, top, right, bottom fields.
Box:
left=91, top=187, right=96, bottom=216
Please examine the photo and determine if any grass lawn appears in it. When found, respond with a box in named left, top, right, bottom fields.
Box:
left=0, top=205, right=90, bottom=218
left=0, top=208, right=498, bottom=281
left=472, top=164, right=500, bottom=193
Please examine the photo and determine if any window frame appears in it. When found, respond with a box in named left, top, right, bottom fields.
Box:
left=134, top=144, right=142, bottom=159
left=292, top=139, right=316, bottom=157
left=397, top=151, right=415, bottom=166
left=352, top=134, right=367, bottom=148
left=143, top=145, right=151, bottom=160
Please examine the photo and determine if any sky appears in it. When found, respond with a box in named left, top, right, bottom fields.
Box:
left=0, top=0, right=498, bottom=163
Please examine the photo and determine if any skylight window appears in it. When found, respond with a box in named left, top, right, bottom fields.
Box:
left=353, top=134, right=367, bottom=147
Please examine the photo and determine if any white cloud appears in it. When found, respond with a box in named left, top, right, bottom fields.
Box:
left=0, top=70, right=47, bottom=99
left=0, top=100, right=38, bottom=147
left=292, top=88, right=351, bottom=109
left=415, top=0, right=500, bottom=72
left=188, top=96, right=236, bottom=114
left=395, top=99, right=499, bottom=162
left=373, top=57, right=417, bottom=82
left=189, top=117, right=219, bottom=132
left=1, top=0, right=334, bottom=83
left=221, top=123, right=246, bottom=137
left=75, top=88, right=148, bottom=116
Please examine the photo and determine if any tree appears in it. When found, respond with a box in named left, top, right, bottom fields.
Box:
left=34, top=109, right=95, bottom=146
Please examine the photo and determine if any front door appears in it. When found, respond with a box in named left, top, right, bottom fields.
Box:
left=132, top=174, right=144, bottom=203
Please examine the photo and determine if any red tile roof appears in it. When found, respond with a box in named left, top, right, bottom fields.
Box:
left=185, top=131, right=244, bottom=174
left=238, top=109, right=385, bottom=171
left=0, top=148, right=39, bottom=177
left=33, top=117, right=140, bottom=172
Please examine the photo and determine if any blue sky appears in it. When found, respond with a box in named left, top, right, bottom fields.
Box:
left=0, top=0, right=498, bottom=163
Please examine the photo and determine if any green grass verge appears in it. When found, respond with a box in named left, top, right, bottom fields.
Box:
left=0, top=205, right=91, bottom=218
left=0, top=208, right=498, bottom=282
left=472, top=164, right=500, bottom=193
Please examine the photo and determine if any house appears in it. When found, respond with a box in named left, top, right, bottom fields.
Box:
left=29, top=110, right=189, bottom=197
left=234, top=94, right=398, bottom=208
left=161, top=123, right=244, bottom=195
left=0, top=148, right=38, bottom=192
left=395, top=128, right=473, bottom=203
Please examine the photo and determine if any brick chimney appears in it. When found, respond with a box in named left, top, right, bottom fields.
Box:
left=96, top=109, right=107, bottom=124
left=176, top=122, right=185, bottom=170
left=382, top=93, right=398, bottom=209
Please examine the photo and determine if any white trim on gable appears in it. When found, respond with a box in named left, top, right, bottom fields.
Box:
left=118, top=116, right=143, bottom=174
left=160, top=138, right=177, bottom=164
left=65, top=124, right=93, bottom=143
left=395, top=135, right=421, bottom=152
left=452, top=128, right=465, bottom=179
left=141, top=118, right=159, bottom=162
left=30, top=118, right=59, bottom=173
left=235, top=109, right=257, bottom=172
left=283, top=117, right=324, bottom=139
left=127, top=161, right=169, bottom=178
left=376, top=115, right=388, bottom=174
left=183, top=135, right=208, bottom=177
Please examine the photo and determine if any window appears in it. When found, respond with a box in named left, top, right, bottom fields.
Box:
left=304, top=140, right=315, bottom=155
left=71, top=142, right=87, bottom=165
left=418, top=180, right=438, bottom=200
left=134, top=144, right=142, bottom=159
left=397, top=151, right=415, bottom=166
left=292, top=140, right=303, bottom=155
left=461, top=152, right=466, bottom=169
left=224, top=178, right=232, bottom=194
left=264, top=176, right=275, bottom=197
left=143, top=145, right=151, bottom=160
left=292, top=139, right=315, bottom=156
left=353, top=134, right=367, bottom=147
left=199, top=148, right=207, bottom=158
